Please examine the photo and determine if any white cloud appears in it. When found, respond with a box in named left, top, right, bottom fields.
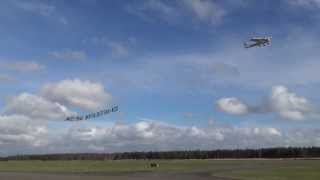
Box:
left=270, top=86, right=314, bottom=121
left=1, top=78, right=112, bottom=122
left=126, top=0, right=181, bottom=23
left=0, top=115, right=47, bottom=144
left=2, top=93, right=75, bottom=121
left=11, top=0, right=68, bottom=24
left=217, top=85, right=318, bottom=121
left=47, top=120, right=286, bottom=153
left=41, top=79, right=112, bottom=111
left=143, top=0, right=180, bottom=22
left=1, top=116, right=320, bottom=155
left=127, top=0, right=226, bottom=26
left=217, top=97, right=249, bottom=115
left=0, top=115, right=49, bottom=155
left=288, top=0, right=320, bottom=8
left=82, top=36, right=133, bottom=58
left=50, top=50, right=87, bottom=61
left=0, top=61, right=44, bottom=72
left=181, top=0, right=226, bottom=25
left=253, top=127, right=282, bottom=137
left=13, top=0, right=55, bottom=16
left=104, top=31, right=320, bottom=91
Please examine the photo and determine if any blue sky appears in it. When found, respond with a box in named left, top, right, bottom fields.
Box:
left=1, top=0, right=320, bottom=155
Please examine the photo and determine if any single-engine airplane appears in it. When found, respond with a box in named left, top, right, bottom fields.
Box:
left=244, top=36, right=271, bottom=48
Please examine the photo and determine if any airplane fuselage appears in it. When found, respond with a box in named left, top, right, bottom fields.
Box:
left=244, top=37, right=271, bottom=48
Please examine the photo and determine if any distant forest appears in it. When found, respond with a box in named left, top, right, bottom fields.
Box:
left=2, top=147, right=320, bottom=161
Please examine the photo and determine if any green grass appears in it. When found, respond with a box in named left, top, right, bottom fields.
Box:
left=0, top=159, right=233, bottom=173
left=0, top=159, right=319, bottom=179
left=215, top=160, right=320, bottom=180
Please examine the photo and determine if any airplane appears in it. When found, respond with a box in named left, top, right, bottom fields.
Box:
left=244, top=36, right=272, bottom=48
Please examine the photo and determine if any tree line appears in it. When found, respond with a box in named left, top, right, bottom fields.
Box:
left=2, top=147, right=320, bottom=161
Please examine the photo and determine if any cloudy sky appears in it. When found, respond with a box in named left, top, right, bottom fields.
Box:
left=1, top=0, right=320, bottom=155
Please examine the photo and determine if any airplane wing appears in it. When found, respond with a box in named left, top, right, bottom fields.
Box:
left=244, top=42, right=259, bottom=48
left=250, top=38, right=263, bottom=43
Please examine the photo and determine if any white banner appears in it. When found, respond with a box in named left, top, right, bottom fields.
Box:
left=65, top=105, right=118, bottom=121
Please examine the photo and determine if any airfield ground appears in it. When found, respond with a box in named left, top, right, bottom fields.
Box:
left=0, top=159, right=318, bottom=180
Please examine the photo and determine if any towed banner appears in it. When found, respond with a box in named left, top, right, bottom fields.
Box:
left=65, top=105, right=118, bottom=121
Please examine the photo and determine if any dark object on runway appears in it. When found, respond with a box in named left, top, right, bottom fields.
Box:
left=150, top=163, right=159, bottom=168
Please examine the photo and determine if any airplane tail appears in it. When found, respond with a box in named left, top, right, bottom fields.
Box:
left=268, top=37, right=272, bottom=45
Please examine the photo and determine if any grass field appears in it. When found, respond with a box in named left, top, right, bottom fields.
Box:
left=0, top=159, right=319, bottom=180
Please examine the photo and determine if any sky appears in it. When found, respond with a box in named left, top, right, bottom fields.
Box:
left=1, top=0, right=320, bottom=155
